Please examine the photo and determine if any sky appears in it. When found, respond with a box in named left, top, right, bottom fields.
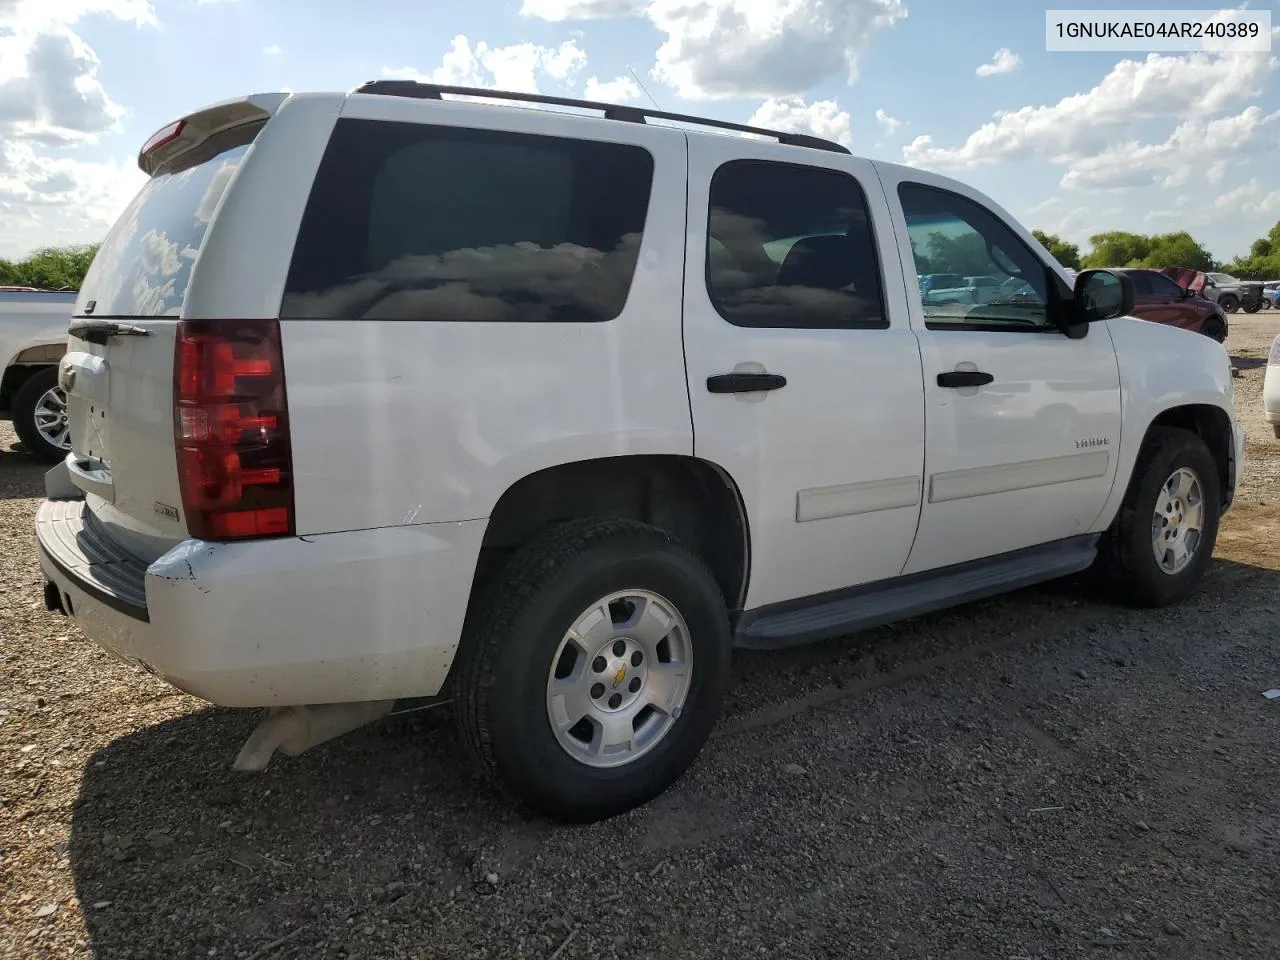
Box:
left=0, top=0, right=1277, bottom=263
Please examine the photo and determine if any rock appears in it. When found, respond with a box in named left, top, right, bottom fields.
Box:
left=1076, top=669, right=1089, bottom=680
left=783, top=763, right=807, bottom=776
left=34, top=903, right=59, bottom=918
left=1164, top=920, right=1183, bottom=936
left=93, top=901, right=112, bottom=910
left=485, top=872, right=499, bottom=886
left=1135, top=820, right=1150, bottom=832
left=386, top=880, right=406, bottom=899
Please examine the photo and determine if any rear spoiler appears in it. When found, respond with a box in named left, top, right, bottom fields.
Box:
left=138, top=92, right=291, bottom=176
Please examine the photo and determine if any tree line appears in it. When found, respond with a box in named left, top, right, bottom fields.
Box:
left=1032, top=221, right=1280, bottom=280
left=5, top=220, right=1280, bottom=294
left=0, top=245, right=100, bottom=290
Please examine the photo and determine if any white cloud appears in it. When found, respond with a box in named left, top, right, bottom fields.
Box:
left=0, top=0, right=155, bottom=30
left=1214, top=178, right=1280, bottom=216
left=904, top=49, right=1277, bottom=170
left=976, top=48, right=1020, bottom=77
left=0, top=140, right=146, bottom=258
left=0, top=0, right=154, bottom=257
left=262, top=43, right=282, bottom=55
left=523, top=0, right=907, bottom=100
left=748, top=96, right=852, bottom=147
left=583, top=74, right=641, bottom=102
left=875, top=108, right=901, bottom=135
left=1058, top=106, right=1278, bottom=189
left=520, top=0, right=647, bottom=17
left=383, top=34, right=587, bottom=94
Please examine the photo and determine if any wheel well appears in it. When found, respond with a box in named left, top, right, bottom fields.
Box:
left=1147, top=404, right=1233, bottom=505
left=472, top=456, right=750, bottom=612
left=0, top=363, right=53, bottom=414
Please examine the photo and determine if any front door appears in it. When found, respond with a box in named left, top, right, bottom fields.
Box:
left=683, top=137, right=926, bottom=610
left=876, top=167, right=1123, bottom=575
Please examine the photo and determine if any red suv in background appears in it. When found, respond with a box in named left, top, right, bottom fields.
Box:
left=1116, top=268, right=1227, bottom=342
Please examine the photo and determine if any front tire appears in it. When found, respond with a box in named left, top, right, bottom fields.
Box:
left=1218, top=294, right=1240, bottom=314
left=1095, top=427, right=1220, bottom=607
left=454, top=519, right=731, bottom=822
left=12, top=367, right=71, bottom=464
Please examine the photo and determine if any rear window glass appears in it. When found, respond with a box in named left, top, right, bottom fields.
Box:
left=281, top=119, right=655, bottom=323
left=76, top=132, right=256, bottom=317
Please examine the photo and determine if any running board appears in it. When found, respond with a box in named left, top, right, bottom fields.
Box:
left=734, top=535, right=1099, bottom=650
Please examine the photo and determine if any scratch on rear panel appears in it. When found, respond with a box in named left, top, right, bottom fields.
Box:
left=401, top=505, right=422, bottom=524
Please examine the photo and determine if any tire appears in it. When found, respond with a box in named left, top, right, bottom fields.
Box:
left=1218, top=294, right=1240, bottom=314
left=1095, top=426, right=1220, bottom=608
left=454, top=518, right=731, bottom=822
left=1203, top=314, right=1227, bottom=343
left=12, top=367, right=71, bottom=464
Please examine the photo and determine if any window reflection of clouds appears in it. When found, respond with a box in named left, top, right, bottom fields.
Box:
left=75, top=147, right=247, bottom=316
left=285, top=233, right=643, bottom=323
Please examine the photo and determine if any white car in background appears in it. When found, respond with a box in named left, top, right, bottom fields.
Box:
left=0, top=287, right=77, bottom=461
left=1265, top=335, right=1280, bottom=437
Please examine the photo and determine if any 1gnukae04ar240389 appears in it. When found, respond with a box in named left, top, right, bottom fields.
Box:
left=35, top=83, right=1244, bottom=822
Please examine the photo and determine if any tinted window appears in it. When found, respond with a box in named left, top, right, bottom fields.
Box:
left=1149, top=272, right=1184, bottom=298
left=282, top=119, right=654, bottom=322
left=76, top=129, right=258, bottom=317
left=1125, top=271, right=1154, bottom=296
left=899, top=183, right=1050, bottom=330
left=705, top=160, right=886, bottom=329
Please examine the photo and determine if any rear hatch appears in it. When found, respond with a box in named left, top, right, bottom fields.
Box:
left=64, top=96, right=291, bottom=563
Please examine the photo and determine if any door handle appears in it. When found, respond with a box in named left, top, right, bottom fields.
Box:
left=937, top=370, right=993, bottom=388
left=706, top=373, right=787, bottom=394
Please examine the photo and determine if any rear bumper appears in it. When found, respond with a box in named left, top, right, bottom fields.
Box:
left=36, top=498, right=487, bottom=707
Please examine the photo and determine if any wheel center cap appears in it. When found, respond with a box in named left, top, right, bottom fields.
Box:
left=609, top=659, right=628, bottom=689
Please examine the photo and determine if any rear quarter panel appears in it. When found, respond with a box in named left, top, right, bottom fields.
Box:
left=265, top=96, right=694, bottom=533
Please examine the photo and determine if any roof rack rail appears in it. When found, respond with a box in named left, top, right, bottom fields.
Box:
left=350, top=80, right=852, bottom=155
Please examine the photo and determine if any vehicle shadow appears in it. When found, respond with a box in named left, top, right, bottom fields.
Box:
left=0, top=439, right=48, bottom=501
left=65, top=554, right=1280, bottom=958
left=1230, top=355, right=1266, bottom=371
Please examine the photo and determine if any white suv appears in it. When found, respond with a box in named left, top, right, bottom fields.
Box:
left=36, top=83, right=1244, bottom=821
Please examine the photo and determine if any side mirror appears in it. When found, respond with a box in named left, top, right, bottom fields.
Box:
left=1073, top=269, right=1134, bottom=323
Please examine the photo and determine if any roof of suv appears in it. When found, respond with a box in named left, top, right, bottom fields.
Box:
left=347, top=80, right=853, bottom=156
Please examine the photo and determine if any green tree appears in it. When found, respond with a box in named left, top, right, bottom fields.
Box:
left=1031, top=230, right=1082, bottom=270
left=920, top=230, right=994, bottom=276
left=1223, top=220, right=1280, bottom=279
left=0, top=244, right=99, bottom=290
left=1081, top=231, right=1151, bottom=268
left=1142, top=232, right=1216, bottom=272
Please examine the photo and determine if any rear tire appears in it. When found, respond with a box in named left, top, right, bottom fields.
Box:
left=1094, top=427, right=1220, bottom=607
left=454, top=518, right=731, bottom=822
left=12, top=367, right=71, bottom=464
left=1203, top=314, right=1227, bottom=343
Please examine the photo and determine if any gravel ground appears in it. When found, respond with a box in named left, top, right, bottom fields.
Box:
left=3, top=315, right=1280, bottom=960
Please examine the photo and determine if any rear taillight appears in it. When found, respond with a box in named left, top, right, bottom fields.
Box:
left=174, top=319, right=294, bottom=541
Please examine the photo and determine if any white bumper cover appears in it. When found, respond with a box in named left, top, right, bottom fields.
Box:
left=36, top=497, right=486, bottom=707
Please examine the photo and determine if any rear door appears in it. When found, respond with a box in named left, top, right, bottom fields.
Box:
left=683, top=137, right=926, bottom=611
left=62, top=95, right=301, bottom=562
